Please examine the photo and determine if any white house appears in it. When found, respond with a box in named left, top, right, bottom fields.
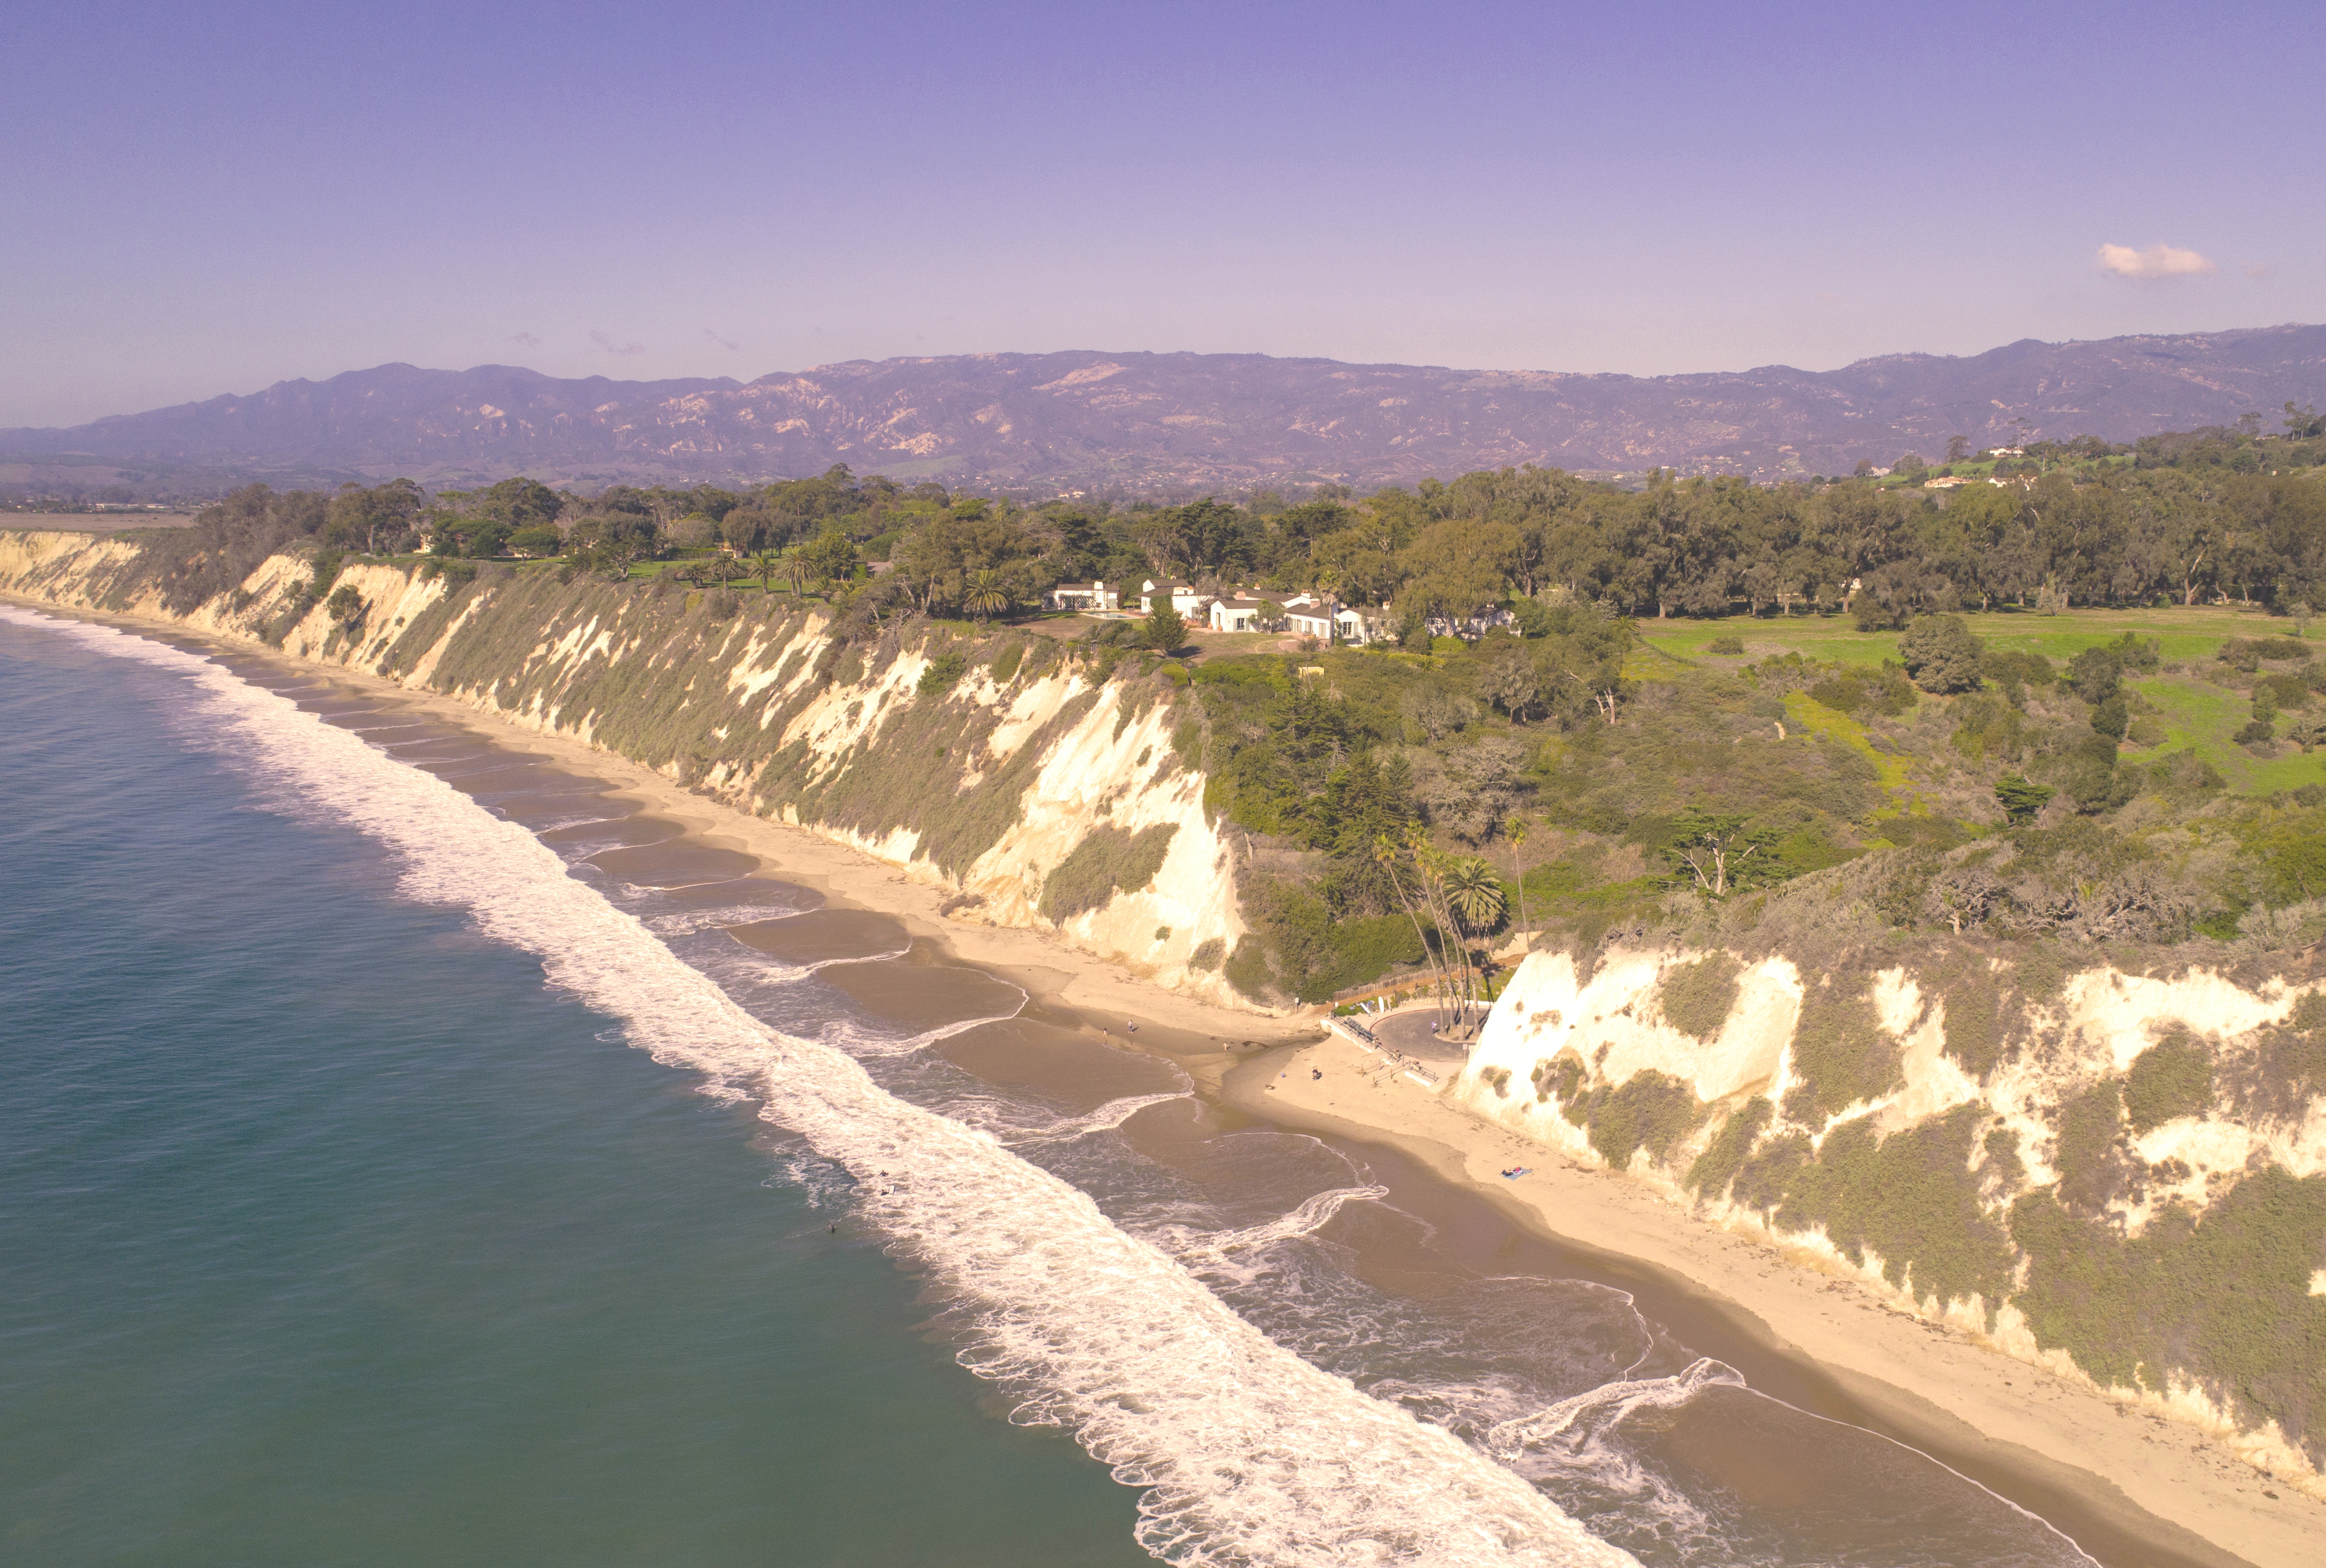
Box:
left=1284, top=594, right=1394, bottom=646
left=1049, top=580, right=1120, bottom=611
left=1138, top=580, right=1205, bottom=616
left=1284, top=600, right=1338, bottom=641
left=1208, top=596, right=1272, bottom=633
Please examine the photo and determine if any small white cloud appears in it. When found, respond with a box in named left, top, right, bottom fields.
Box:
left=590, top=329, right=647, bottom=356
left=2097, top=242, right=2216, bottom=280
left=511, top=330, right=542, bottom=347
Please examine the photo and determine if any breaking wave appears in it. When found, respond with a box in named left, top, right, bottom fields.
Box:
left=11, top=606, right=1636, bottom=1568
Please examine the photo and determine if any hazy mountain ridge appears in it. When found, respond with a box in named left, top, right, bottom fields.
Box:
left=9, top=325, right=2325, bottom=493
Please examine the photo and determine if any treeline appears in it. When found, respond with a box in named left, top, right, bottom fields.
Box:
left=160, top=407, right=2326, bottom=629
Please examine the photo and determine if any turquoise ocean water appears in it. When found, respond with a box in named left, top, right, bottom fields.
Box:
left=0, top=613, right=1145, bottom=1566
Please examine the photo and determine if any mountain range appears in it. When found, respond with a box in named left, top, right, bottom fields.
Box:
left=8, top=324, right=2324, bottom=498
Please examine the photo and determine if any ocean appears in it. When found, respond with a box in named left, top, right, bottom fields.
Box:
left=0, top=605, right=2124, bottom=1566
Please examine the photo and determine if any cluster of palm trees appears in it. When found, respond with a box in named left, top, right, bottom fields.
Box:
left=1373, top=825, right=1512, bottom=1033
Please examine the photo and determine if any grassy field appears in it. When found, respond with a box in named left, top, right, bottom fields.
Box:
left=1635, top=606, right=2324, bottom=798
left=1634, top=604, right=2281, bottom=667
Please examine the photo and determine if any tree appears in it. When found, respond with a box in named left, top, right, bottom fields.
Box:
left=1666, top=810, right=1773, bottom=897
left=965, top=567, right=1010, bottom=623
left=1374, top=833, right=1456, bottom=1031
left=665, top=512, right=719, bottom=550
left=1946, top=434, right=1972, bottom=463
left=798, top=531, right=860, bottom=594
left=509, top=523, right=563, bottom=558
left=1898, top=614, right=1985, bottom=693
left=723, top=508, right=772, bottom=554
left=1480, top=644, right=1541, bottom=721
left=325, top=584, right=364, bottom=626
left=1142, top=604, right=1187, bottom=652
left=1503, top=816, right=1532, bottom=952
left=472, top=476, right=564, bottom=530
left=1444, top=856, right=1506, bottom=932
left=1996, top=775, right=2055, bottom=824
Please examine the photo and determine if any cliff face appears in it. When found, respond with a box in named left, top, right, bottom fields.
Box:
left=0, top=530, right=1251, bottom=1007
left=1458, top=941, right=2326, bottom=1492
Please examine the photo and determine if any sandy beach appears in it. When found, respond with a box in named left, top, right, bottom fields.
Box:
left=1222, top=1029, right=2321, bottom=1568
left=16, top=591, right=2317, bottom=1568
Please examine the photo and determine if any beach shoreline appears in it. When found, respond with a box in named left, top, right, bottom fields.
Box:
left=13, top=590, right=2312, bottom=1568
left=1221, top=1031, right=2318, bottom=1568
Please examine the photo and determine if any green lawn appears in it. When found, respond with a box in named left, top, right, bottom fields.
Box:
left=1636, top=605, right=2292, bottom=669
left=1635, top=606, right=2325, bottom=798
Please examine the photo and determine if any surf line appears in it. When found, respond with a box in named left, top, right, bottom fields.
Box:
left=6, top=606, right=1636, bottom=1568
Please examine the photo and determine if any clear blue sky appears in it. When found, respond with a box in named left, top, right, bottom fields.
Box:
left=4, top=0, right=2320, bottom=426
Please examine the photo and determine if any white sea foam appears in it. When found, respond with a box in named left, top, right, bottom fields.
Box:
left=820, top=1005, right=1023, bottom=1059
left=10, top=605, right=1638, bottom=1568
left=1185, top=1185, right=1393, bottom=1257
left=645, top=903, right=811, bottom=938
left=1011, top=1091, right=1195, bottom=1145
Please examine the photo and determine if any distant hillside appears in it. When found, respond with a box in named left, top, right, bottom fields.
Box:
left=8, top=325, right=2325, bottom=495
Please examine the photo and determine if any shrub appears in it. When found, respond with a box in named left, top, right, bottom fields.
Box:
left=1852, top=595, right=1905, bottom=632
left=325, top=584, right=365, bottom=625
left=1585, top=1070, right=1700, bottom=1168
left=1899, top=614, right=1984, bottom=694
left=2053, top=1081, right=2127, bottom=1212
left=1037, top=824, right=1179, bottom=921
left=1222, top=934, right=1273, bottom=999
left=1807, top=665, right=1916, bottom=716
left=2219, top=635, right=2310, bottom=666
left=1687, top=1097, right=1773, bottom=1198
left=1705, top=635, right=1745, bottom=655
left=1782, top=976, right=1900, bottom=1124
left=2124, top=1037, right=2214, bottom=1132
left=1775, top=1105, right=2015, bottom=1312
left=917, top=651, right=968, bottom=696
left=2255, top=672, right=2311, bottom=709
left=1980, top=649, right=2057, bottom=691
left=1532, top=1055, right=1585, bottom=1107
left=2009, top=1168, right=2326, bottom=1459
left=988, top=642, right=1024, bottom=683
left=1658, top=952, right=1741, bottom=1039
left=1187, top=937, right=1225, bottom=972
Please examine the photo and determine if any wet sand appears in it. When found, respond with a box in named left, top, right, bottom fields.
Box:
left=16, top=594, right=2312, bottom=1568
left=1222, top=1033, right=2318, bottom=1568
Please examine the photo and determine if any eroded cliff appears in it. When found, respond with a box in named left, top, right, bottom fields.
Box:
left=0, top=530, right=1252, bottom=1006
left=1457, top=937, right=2326, bottom=1494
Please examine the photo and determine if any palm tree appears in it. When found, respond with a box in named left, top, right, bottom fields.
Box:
left=1444, top=855, right=1506, bottom=1014
left=965, top=567, right=1010, bottom=624
left=1406, top=828, right=1481, bottom=1028
left=1503, top=815, right=1531, bottom=953
left=1445, top=856, right=1506, bottom=932
left=782, top=549, right=810, bottom=600
left=753, top=547, right=780, bottom=595
left=1375, top=833, right=1453, bottom=1032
